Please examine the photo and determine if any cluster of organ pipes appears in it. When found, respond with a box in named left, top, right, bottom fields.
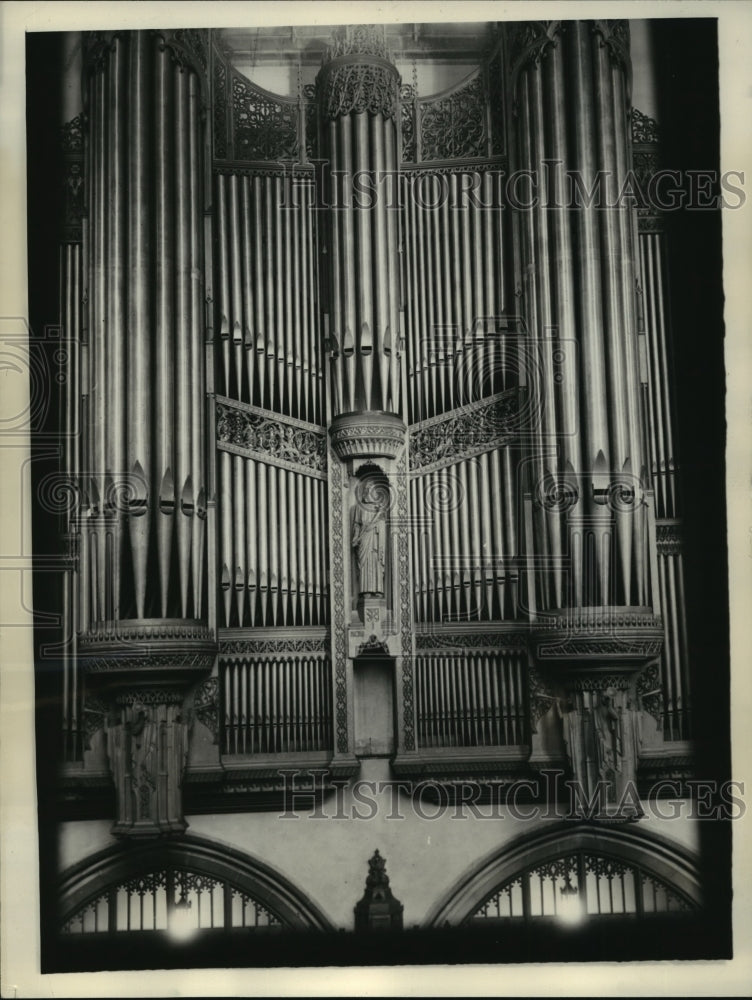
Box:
left=221, top=655, right=333, bottom=755
left=529, top=472, right=653, bottom=612
left=322, top=111, right=402, bottom=417
left=215, top=170, right=323, bottom=425
left=639, top=232, right=678, bottom=521
left=410, top=449, right=519, bottom=623
left=514, top=25, right=649, bottom=613
left=402, top=169, right=509, bottom=423
left=657, top=542, right=691, bottom=741
left=82, top=34, right=207, bottom=623
left=416, top=651, right=527, bottom=749
left=218, top=451, right=329, bottom=627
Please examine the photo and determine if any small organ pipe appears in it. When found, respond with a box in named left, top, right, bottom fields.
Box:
left=283, top=175, right=294, bottom=415
left=438, top=466, right=452, bottom=620
left=292, top=177, right=305, bottom=419
left=245, top=459, right=257, bottom=625
left=251, top=177, right=265, bottom=408
left=220, top=450, right=232, bottom=626
left=304, top=475, right=315, bottom=624
left=126, top=34, right=152, bottom=620
left=216, top=174, right=231, bottom=396
left=228, top=174, right=244, bottom=400
left=287, top=469, right=299, bottom=624
left=267, top=464, right=279, bottom=623
left=278, top=461, right=289, bottom=625
left=490, top=448, right=507, bottom=617
left=231, top=455, right=245, bottom=628
left=257, top=461, right=268, bottom=624
left=479, top=452, right=494, bottom=617
left=241, top=177, right=256, bottom=407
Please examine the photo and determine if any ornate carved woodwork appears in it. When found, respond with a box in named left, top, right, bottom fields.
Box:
left=329, top=412, right=406, bottom=463
left=106, top=693, right=190, bottom=837
left=216, top=401, right=326, bottom=476
left=232, top=73, right=299, bottom=161
left=419, top=73, right=488, bottom=161
left=408, top=391, right=519, bottom=472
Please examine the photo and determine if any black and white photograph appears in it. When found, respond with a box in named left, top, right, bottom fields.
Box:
left=3, top=1, right=752, bottom=995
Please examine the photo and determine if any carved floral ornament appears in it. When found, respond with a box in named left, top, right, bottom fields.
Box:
left=216, top=402, right=326, bottom=474
left=318, top=59, right=401, bottom=122
left=631, top=107, right=660, bottom=145
left=418, top=74, right=488, bottom=162
left=409, top=392, right=519, bottom=472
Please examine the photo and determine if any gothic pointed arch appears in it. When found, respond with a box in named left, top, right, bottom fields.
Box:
left=424, top=822, right=701, bottom=927
left=59, top=833, right=334, bottom=933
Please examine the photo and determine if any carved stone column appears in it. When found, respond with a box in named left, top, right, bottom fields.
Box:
left=78, top=30, right=216, bottom=836
left=317, top=27, right=414, bottom=759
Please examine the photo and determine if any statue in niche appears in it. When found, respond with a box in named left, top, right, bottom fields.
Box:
left=593, top=689, right=622, bottom=802
left=351, top=477, right=389, bottom=597
left=557, top=696, right=588, bottom=791
left=558, top=688, right=644, bottom=812
left=128, top=703, right=158, bottom=821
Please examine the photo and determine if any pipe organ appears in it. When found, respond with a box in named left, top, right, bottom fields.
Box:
left=53, top=20, right=695, bottom=834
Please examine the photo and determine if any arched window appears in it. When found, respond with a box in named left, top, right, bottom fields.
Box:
left=58, top=834, right=332, bottom=938
left=468, top=849, right=695, bottom=924
left=61, top=865, right=284, bottom=936
left=426, top=823, right=702, bottom=927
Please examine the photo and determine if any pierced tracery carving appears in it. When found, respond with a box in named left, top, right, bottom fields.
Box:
left=419, top=74, right=488, bottom=161
left=232, top=73, right=299, bottom=161
left=631, top=107, right=660, bottom=145
left=216, top=402, right=326, bottom=475
left=319, top=62, right=401, bottom=122
left=409, top=391, right=519, bottom=472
